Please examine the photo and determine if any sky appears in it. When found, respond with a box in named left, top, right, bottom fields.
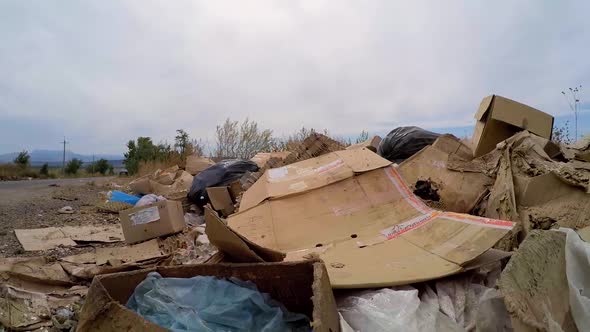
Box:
left=1, top=1, right=590, bottom=155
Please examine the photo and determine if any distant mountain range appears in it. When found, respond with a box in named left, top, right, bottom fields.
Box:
left=0, top=150, right=124, bottom=167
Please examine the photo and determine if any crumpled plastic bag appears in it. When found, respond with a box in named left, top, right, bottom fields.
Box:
left=126, top=272, right=311, bottom=332
left=135, top=194, right=166, bottom=207
left=562, top=228, right=590, bottom=331
left=337, top=286, right=461, bottom=332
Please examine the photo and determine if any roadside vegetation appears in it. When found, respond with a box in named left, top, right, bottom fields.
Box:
left=123, top=118, right=369, bottom=176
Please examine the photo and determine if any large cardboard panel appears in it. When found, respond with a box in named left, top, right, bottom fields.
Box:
left=239, top=148, right=390, bottom=211
left=399, top=144, right=492, bottom=213
left=77, top=261, right=340, bottom=332
left=472, top=95, right=554, bottom=157
left=228, top=165, right=513, bottom=288
left=119, top=201, right=186, bottom=244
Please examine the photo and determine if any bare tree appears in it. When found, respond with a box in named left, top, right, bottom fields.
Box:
left=215, top=118, right=275, bottom=159
left=562, top=85, right=582, bottom=140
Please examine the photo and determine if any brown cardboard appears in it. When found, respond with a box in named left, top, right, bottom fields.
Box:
left=513, top=172, right=575, bottom=207
left=77, top=260, right=340, bottom=332
left=239, top=148, right=391, bottom=212
left=431, top=134, right=474, bottom=160
left=129, top=175, right=152, bottom=195
left=206, top=186, right=235, bottom=216
left=472, top=95, right=554, bottom=157
left=399, top=143, right=492, bottom=213
left=119, top=201, right=186, bottom=244
left=185, top=156, right=215, bottom=175
left=346, top=136, right=382, bottom=152
left=224, top=151, right=513, bottom=288
left=14, top=225, right=124, bottom=251
left=250, top=151, right=291, bottom=168
left=204, top=206, right=285, bottom=262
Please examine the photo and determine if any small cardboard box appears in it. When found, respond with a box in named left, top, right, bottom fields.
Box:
left=77, top=260, right=340, bottom=332
left=472, top=95, right=554, bottom=157
left=206, top=186, right=235, bottom=217
left=119, top=200, right=186, bottom=244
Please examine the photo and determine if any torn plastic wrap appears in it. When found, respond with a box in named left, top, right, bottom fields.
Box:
left=126, top=272, right=311, bottom=332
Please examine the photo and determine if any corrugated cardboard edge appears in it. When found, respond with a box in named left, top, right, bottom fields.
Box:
left=205, top=206, right=285, bottom=262
left=311, top=261, right=341, bottom=332
left=77, top=270, right=167, bottom=332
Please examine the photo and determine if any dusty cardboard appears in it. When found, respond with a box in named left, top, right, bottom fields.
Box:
left=251, top=151, right=291, bottom=168
left=184, top=155, right=215, bottom=175
left=223, top=151, right=513, bottom=288
left=95, top=239, right=164, bottom=265
left=472, top=95, right=554, bottom=157
left=398, top=142, right=492, bottom=213
left=14, top=225, right=124, bottom=251
left=239, top=148, right=391, bottom=212
left=205, top=206, right=285, bottom=262
left=77, top=260, right=340, bottom=332
left=206, top=186, right=235, bottom=216
left=513, top=172, right=576, bottom=207
left=129, top=175, right=152, bottom=195
left=345, top=136, right=382, bottom=152
left=119, top=200, right=186, bottom=244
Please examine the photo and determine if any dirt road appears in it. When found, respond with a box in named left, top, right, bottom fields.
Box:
left=0, top=176, right=123, bottom=257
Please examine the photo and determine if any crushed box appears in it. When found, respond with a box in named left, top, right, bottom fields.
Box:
left=77, top=260, right=340, bottom=332
left=119, top=200, right=186, bottom=244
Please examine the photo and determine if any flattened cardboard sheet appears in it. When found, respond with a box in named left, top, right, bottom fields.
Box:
left=226, top=158, right=513, bottom=288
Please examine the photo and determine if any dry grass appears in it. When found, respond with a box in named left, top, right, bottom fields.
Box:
left=0, top=164, right=42, bottom=180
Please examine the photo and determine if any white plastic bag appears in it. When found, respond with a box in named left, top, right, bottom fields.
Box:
left=135, top=194, right=166, bottom=207
left=562, top=228, right=590, bottom=331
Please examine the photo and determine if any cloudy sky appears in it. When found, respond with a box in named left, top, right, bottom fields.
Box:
left=1, top=1, right=589, bottom=155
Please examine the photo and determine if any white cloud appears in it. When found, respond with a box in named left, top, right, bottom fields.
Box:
left=1, top=0, right=589, bottom=153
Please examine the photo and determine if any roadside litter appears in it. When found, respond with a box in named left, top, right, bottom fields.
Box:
left=6, top=94, right=590, bottom=331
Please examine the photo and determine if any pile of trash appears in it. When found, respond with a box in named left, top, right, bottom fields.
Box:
left=3, top=94, right=590, bottom=331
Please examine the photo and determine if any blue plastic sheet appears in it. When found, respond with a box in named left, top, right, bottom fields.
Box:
left=109, top=190, right=141, bottom=205
left=126, top=272, right=311, bottom=332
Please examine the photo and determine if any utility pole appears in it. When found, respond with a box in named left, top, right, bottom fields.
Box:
left=60, top=137, right=68, bottom=175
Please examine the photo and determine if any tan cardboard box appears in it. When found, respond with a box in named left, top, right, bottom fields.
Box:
left=206, top=186, right=235, bottom=216
left=77, top=260, right=340, bottom=332
left=119, top=200, right=185, bottom=244
left=472, top=95, right=554, bottom=157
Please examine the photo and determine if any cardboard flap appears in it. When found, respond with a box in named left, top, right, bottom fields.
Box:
left=474, top=95, right=494, bottom=121
left=228, top=166, right=514, bottom=288
left=239, top=148, right=390, bottom=211
left=205, top=206, right=285, bottom=262
left=490, top=96, right=553, bottom=138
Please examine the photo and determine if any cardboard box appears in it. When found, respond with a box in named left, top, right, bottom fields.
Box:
left=77, top=260, right=340, bottom=332
left=119, top=201, right=186, bottom=244
left=219, top=149, right=513, bottom=288
left=206, top=186, right=235, bottom=216
left=472, top=95, right=554, bottom=157
left=513, top=172, right=575, bottom=207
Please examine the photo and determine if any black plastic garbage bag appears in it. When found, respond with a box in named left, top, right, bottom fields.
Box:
left=188, top=159, right=259, bottom=206
left=377, top=126, right=440, bottom=163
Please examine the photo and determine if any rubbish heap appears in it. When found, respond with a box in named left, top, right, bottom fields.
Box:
left=2, top=94, right=590, bottom=331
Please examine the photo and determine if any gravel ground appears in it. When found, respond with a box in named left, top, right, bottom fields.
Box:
left=0, top=177, right=129, bottom=257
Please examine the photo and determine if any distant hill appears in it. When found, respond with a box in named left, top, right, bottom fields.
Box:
left=0, top=150, right=124, bottom=166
